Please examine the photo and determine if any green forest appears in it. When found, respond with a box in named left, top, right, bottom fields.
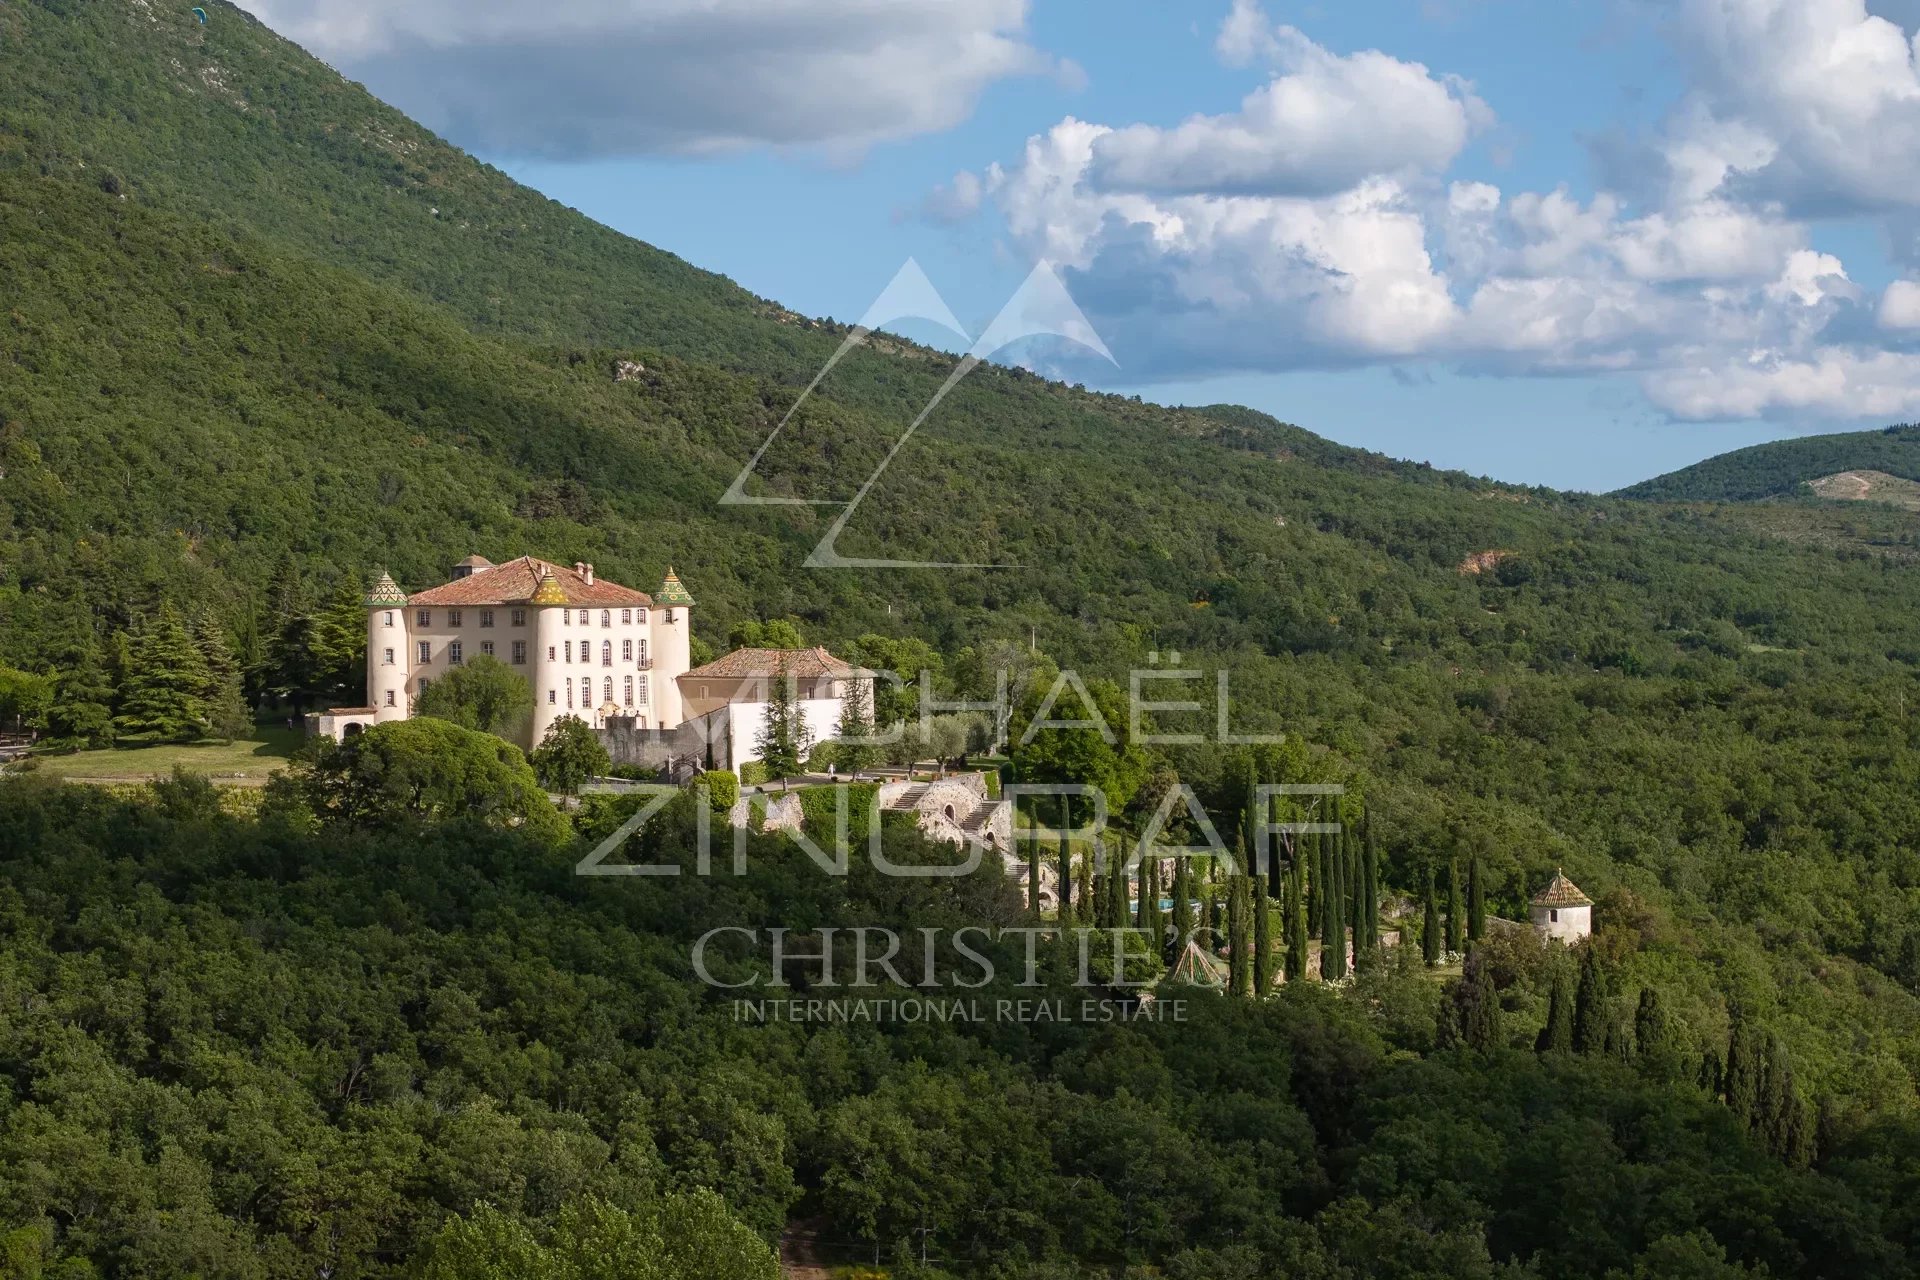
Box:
left=4, top=0, right=1920, bottom=1275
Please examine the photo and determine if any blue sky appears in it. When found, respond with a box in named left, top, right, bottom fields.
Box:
left=244, top=0, right=1920, bottom=490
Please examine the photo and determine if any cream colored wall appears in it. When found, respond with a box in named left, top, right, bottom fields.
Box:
left=371, top=594, right=696, bottom=745
left=1530, top=902, right=1592, bottom=943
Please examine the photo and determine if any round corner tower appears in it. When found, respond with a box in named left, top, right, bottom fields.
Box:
left=365, top=571, right=411, bottom=723
left=651, top=567, right=694, bottom=729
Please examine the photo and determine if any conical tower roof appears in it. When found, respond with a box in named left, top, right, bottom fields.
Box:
left=364, top=571, right=408, bottom=606
left=530, top=567, right=568, bottom=606
left=655, top=566, right=695, bottom=606
left=1532, top=868, right=1592, bottom=908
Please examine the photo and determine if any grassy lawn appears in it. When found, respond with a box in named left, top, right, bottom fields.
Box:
left=28, top=726, right=302, bottom=784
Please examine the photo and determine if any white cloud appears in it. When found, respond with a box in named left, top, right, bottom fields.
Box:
left=1880, top=279, right=1920, bottom=327
left=1662, top=0, right=1920, bottom=213
left=235, top=0, right=1062, bottom=157
left=1088, top=17, right=1487, bottom=197
left=939, top=0, right=1915, bottom=423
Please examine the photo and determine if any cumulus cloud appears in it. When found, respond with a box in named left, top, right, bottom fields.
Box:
left=939, top=0, right=1920, bottom=422
left=1660, top=0, right=1920, bottom=213
left=234, top=0, right=1063, bottom=157
left=1086, top=19, right=1489, bottom=197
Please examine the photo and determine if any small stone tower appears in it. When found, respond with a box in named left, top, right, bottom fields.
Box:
left=1530, top=869, right=1593, bottom=944
left=365, top=571, right=411, bottom=722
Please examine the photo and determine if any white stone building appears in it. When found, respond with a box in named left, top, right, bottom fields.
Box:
left=1530, top=869, right=1593, bottom=943
left=330, top=555, right=696, bottom=745
left=676, top=646, right=859, bottom=773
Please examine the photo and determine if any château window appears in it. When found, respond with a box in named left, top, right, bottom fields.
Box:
left=637, top=609, right=647, bottom=624
left=480, top=610, right=494, bottom=628
left=566, top=678, right=573, bottom=708
left=666, top=608, right=677, bottom=624
left=563, top=609, right=571, bottom=625
left=384, top=690, right=395, bottom=706
left=448, top=642, right=463, bottom=665
left=601, top=641, right=612, bottom=666
left=622, top=639, right=632, bottom=661
left=601, top=610, right=611, bottom=627
left=623, top=675, right=633, bottom=706
left=621, top=609, right=632, bottom=625
left=480, top=641, right=494, bottom=658
left=511, top=609, right=526, bottom=627
left=417, top=641, right=431, bottom=664
left=417, top=609, right=431, bottom=627
left=603, top=677, right=614, bottom=705
left=548, top=690, right=556, bottom=705
left=1550, top=909, right=1559, bottom=923
left=638, top=639, right=648, bottom=664
left=512, top=641, right=526, bottom=665
left=636, top=675, right=649, bottom=706
left=383, top=611, right=394, bottom=628
left=565, top=641, right=573, bottom=662
left=382, top=647, right=394, bottom=666
left=546, top=646, right=556, bottom=661
left=447, top=610, right=462, bottom=627
left=418, top=679, right=431, bottom=694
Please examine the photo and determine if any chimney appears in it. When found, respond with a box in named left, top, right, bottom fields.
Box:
left=583, top=563, right=595, bottom=586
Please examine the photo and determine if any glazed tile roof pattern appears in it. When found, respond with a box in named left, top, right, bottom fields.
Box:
left=403, top=556, right=655, bottom=608
left=1532, top=869, right=1593, bottom=908
left=680, top=646, right=854, bottom=681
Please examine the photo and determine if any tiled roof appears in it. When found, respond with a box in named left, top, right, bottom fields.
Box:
left=680, top=646, right=854, bottom=681
left=365, top=571, right=408, bottom=606
left=1532, top=869, right=1592, bottom=908
left=654, top=567, right=695, bottom=606
left=403, top=556, right=654, bottom=608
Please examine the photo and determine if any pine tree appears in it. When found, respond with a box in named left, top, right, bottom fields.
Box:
left=1572, top=947, right=1610, bottom=1055
left=114, top=607, right=210, bottom=744
left=46, top=640, right=115, bottom=748
left=1445, top=859, right=1465, bottom=954
left=194, top=617, right=251, bottom=742
left=1467, top=853, right=1486, bottom=944
left=1536, top=959, right=1575, bottom=1055
left=1422, top=870, right=1441, bottom=967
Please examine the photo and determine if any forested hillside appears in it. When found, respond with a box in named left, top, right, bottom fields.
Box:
left=6, top=0, right=1920, bottom=1275
left=1620, top=425, right=1920, bottom=502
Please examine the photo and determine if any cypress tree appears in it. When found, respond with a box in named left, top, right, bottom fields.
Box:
left=1422, top=870, right=1441, bottom=967
left=1445, top=860, right=1465, bottom=954
left=1057, top=795, right=1074, bottom=924
left=1304, top=828, right=1320, bottom=940
left=1467, top=854, right=1486, bottom=944
left=1286, top=848, right=1308, bottom=982
left=1227, top=847, right=1252, bottom=996
left=1725, top=1016, right=1761, bottom=1131
left=1075, top=848, right=1093, bottom=929
left=1253, top=868, right=1273, bottom=996
left=1634, top=986, right=1676, bottom=1075
left=1363, top=819, right=1381, bottom=952
left=1537, top=959, right=1575, bottom=1055
left=1697, top=1049, right=1724, bottom=1099
left=1170, top=855, right=1191, bottom=951
left=1572, top=946, right=1610, bottom=1055
left=1026, top=812, right=1041, bottom=917
left=1325, top=827, right=1348, bottom=981
left=1350, top=844, right=1369, bottom=975
left=1145, top=857, right=1164, bottom=947
left=114, top=606, right=210, bottom=744
left=1091, top=840, right=1108, bottom=928
left=1455, top=951, right=1500, bottom=1051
